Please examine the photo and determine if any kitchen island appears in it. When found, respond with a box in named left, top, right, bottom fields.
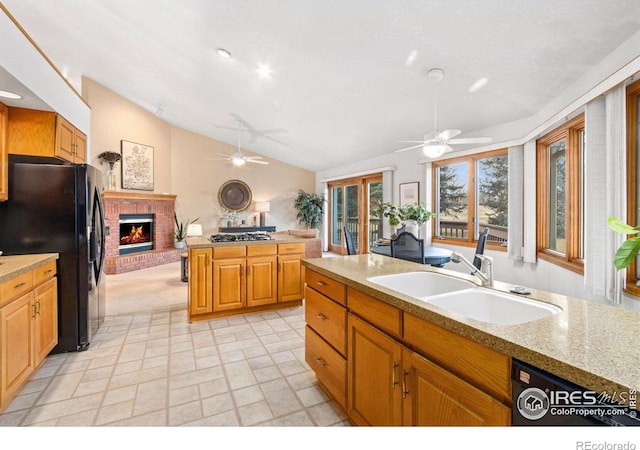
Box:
left=185, top=235, right=307, bottom=322
left=302, top=254, right=639, bottom=426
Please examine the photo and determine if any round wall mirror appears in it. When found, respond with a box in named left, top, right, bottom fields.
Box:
left=218, top=179, right=252, bottom=211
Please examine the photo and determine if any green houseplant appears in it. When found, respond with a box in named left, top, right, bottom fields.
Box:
left=377, top=202, right=432, bottom=227
left=607, top=216, right=640, bottom=269
left=174, top=213, right=199, bottom=248
left=294, top=189, right=326, bottom=230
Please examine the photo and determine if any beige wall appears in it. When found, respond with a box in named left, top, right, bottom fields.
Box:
left=82, top=77, right=315, bottom=236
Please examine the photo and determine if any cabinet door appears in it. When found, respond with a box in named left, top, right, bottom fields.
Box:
left=0, top=103, right=7, bottom=201
left=278, top=254, right=304, bottom=302
left=56, top=116, right=76, bottom=162
left=189, top=249, right=213, bottom=316
left=213, top=258, right=246, bottom=311
left=73, top=129, right=87, bottom=163
left=347, top=313, right=402, bottom=426
left=1, top=292, right=35, bottom=406
left=34, top=278, right=58, bottom=366
left=402, top=349, right=511, bottom=426
left=246, top=255, right=277, bottom=307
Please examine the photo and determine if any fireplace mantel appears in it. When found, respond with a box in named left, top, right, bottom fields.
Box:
left=102, top=191, right=177, bottom=202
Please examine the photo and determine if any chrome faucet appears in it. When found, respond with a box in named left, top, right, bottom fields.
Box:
left=450, top=252, right=493, bottom=287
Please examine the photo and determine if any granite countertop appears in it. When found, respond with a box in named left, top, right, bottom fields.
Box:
left=0, top=253, right=59, bottom=283
left=185, top=235, right=308, bottom=249
left=302, top=254, right=640, bottom=398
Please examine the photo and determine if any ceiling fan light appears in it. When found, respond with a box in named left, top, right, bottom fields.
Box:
left=423, top=143, right=447, bottom=158
left=232, top=157, right=246, bottom=166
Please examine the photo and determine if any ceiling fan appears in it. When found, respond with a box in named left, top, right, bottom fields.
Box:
left=395, top=68, right=492, bottom=158
left=213, top=113, right=289, bottom=146
left=208, top=122, right=270, bottom=166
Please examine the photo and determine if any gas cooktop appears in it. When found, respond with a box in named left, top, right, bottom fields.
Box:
left=209, top=233, right=273, bottom=243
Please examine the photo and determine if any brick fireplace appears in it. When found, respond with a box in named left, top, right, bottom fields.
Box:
left=102, top=191, right=182, bottom=274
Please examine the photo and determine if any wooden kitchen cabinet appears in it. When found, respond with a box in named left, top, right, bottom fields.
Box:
left=277, top=243, right=305, bottom=303
left=188, top=242, right=304, bottom=322
left=0, top=259, right=58, bottom=411
left=7, top=107, right=86, bottom=163
left=402, top=348, right=510, bottom=426
left=0, top=102, right=8, bottom=201
left=189, top=248, right=213, bottom=316
left=347, top=313, right=403, bottom=426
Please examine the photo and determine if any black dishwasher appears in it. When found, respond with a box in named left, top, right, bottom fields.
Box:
left=512, top=359, right=639, bottom=426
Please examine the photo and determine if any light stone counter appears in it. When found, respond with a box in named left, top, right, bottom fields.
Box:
left=185, top=235, right=308, bottom=249
left=302, top=254, right=640, bottom=398
left=0, top=253, right=59, bottom=283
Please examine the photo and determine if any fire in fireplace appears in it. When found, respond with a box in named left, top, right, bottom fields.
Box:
left=119, top=214, right=154, bottom=254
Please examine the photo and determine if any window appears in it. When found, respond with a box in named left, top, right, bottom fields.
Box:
left=625, top=79, right=640, bottom=296
left=536, top=114, right=585, bottom=273
left=432, top=149, right=508, bottom=248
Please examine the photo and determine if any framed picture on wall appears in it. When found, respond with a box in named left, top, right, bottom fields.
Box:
left=121, top=140, right=154, bottom=191
left=399, top=182, right=419, bottom=206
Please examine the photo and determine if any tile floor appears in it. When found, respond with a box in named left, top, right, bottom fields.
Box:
left=0, top=261, right=349, bottom=427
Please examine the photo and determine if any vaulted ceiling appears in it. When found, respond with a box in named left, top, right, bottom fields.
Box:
left=3, top=0, right=640, bottom=171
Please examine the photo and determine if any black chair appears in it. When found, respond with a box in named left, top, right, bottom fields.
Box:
left=390, top=231, right=425, bottom=264
left=472, top=227, right=490, bottom=270
left=344, top=228, right=357, bottom=255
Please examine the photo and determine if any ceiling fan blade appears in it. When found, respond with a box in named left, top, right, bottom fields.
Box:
left=216, top=153, right=232, bottom=158
left=247, top=159, right=269, bottom=165
left=394, top=143, right=424, bottom=153
left=245, top=156, right=264, bottom=160
left=396, top=140, right=427, bottom=144
left=447, top=137, right=493, bottom=145
left=443, top=144, right=455, bottom=153
left=257, top=128, right=288, bottom=134
left=436, top=129, right=462, bottom=141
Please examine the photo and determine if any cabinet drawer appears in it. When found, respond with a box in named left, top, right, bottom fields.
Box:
left=0, top=271, right=34, bottom=307
left=277, top=242, right=305, bottom=255
left=306, top=269, right=346, bottom=305
left=33, top=261, right=57, bottom=286
left=247, top=244, right=277, bottom=256
left=305, top=326, right=346, bottom=410
left=213, top=246, right=247, bottom=258
left=305, top=287, right=347, bottom=356
left=404, top=313, right=511, bottom=402
left=347, top=287, right=402, bottom=338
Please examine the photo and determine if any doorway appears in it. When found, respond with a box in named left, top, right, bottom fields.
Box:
left=328, top=174, right=383, bottom=255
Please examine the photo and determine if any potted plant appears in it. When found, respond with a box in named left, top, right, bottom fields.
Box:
left=377, top=202, right=432, bottom=237
left=607, top=216, right=640, bottom=269
left=378, top=202, right=402, bottom=228
left=174, top=213, right=199, bottom=248
left=294, top=189, right=326, bottom=231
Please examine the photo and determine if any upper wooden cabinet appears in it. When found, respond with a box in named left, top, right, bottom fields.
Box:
left=0, top=103, right=8, bottom=201
left=7, top=106, right=86, bottom=163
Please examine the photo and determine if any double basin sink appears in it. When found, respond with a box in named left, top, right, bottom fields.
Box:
left=367, top=271, right=561, bottom=325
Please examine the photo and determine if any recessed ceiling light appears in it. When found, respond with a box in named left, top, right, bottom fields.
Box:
left=217, top=48, right=231, bottom=58
left=0, top=90, right=22, bottom=100
left=258, top=65, right=272, bottom=77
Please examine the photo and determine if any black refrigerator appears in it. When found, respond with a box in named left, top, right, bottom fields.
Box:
left=0, top=156, right=106, bottom=353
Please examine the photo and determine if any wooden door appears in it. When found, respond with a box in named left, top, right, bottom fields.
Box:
left=74, top=129, right=87, bottom=163
left=246, top=255, right=277, bottom=307
left=34, top=278, right=58, bottom=366
left=347, top=313, right=402, bottom=426
left=189, top=249, right=212, bottom=317
left=278, top=254, right=303, bottom=302
left=213, top=258, right=246, bottom=311
left=402, top=349, right=511, bottom=426
left=1, top=292, right=35, bottom=406
left=56, top=116, right=76, bottom=162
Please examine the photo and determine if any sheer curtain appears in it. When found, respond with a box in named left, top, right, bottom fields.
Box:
left=584, top=85, right=626, bottom=302
left=522, top=140, right=537, bottom=264
left=507, top=145, right=524, bottom=260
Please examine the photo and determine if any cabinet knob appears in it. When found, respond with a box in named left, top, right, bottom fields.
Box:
left=316, top=280, right=328, bottom=287
left=315, top=313, right=327, bottom=321
left=316, top=357, right=326, bottom=367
